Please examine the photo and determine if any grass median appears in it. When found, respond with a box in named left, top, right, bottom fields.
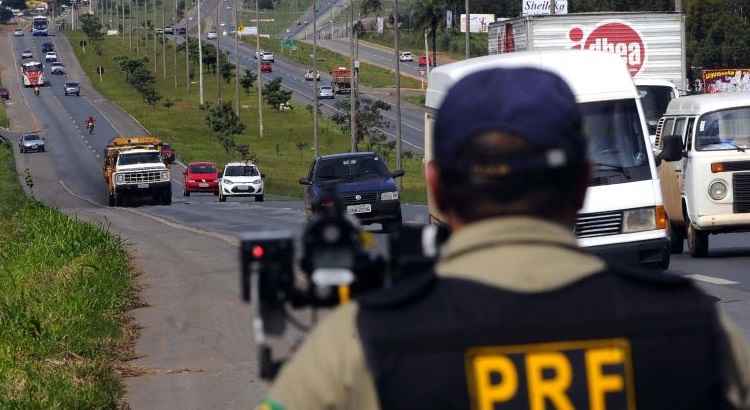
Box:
left=0, top=142, right=136, bottom=407
left=67, top=32, right=427, bottom=202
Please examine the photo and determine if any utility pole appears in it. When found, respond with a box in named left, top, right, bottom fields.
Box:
left=675, top=0, right=682, bottom=12
left=135, top=0, right=139, bottom=54
left=162, top=0, right=167, bottom=79
left=394, top=0, right=401, bottom=173
left=128, top=0, right=132, bottom=50
left=233, top=0, right=240, bottom=115
left=349, top=0, right=356, bottom=151
left=121, top=0, right=125, bottom=38
left=198, top=0, right=204, bottom=105
left=216, top=0, right=221, bottom=102
left=464, top=0, right=469, bottom=59
left=173, top=0, right=177, bottom=88
left=152, top=0, right=157, bottom=72
left=255, top=0, right=264, bottom=138
left=186, top=0, right=191, bottom=93
left=312, top=0, right=319, bottom=157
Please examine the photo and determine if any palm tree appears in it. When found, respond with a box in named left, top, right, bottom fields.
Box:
left=410, top=0, right=445, bottom=66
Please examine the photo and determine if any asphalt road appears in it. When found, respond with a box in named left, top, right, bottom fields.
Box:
left=6, top=27, right=425, bottom=409
left=181, top=0, right=427, bottom=151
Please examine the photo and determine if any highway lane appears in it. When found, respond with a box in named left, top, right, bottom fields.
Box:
left=180, top=0, right=427, bottom=151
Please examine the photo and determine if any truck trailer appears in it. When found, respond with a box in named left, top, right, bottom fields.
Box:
left=488, top=12, right=686, bottom=138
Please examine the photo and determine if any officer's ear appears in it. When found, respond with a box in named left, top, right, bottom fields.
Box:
left=425, top=161, right=447, bottom=213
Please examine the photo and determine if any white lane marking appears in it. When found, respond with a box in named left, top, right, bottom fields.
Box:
left=686, top=274, right=739, bottom=286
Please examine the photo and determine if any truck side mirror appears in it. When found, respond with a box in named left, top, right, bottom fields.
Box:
left=660, top=134, right=684, bottom=162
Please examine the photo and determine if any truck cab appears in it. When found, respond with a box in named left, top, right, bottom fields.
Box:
left=658, top=93, right=750, bottom=257
left=103, top=137, right=172, bottom=206
left=425, top=50, right=670, bottom=270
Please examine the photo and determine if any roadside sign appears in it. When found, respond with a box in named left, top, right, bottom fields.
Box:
left=281, top=38, right=296, bottom=50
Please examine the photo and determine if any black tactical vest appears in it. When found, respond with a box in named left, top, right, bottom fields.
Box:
left=357, top=266, right=727, bottom=410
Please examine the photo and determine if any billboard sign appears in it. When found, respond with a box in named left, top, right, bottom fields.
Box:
left=522, top=0, right=568, bottom=16
left=460, top=14, right=495, bottom=33
left=702, top=69, right=750, bottom=94
left=568, top=21, right=646, bottom=77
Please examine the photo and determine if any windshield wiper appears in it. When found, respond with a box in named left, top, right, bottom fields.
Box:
left=725, top=141, right=747, bottom=152
left=593, top=162, right=632, bottom=180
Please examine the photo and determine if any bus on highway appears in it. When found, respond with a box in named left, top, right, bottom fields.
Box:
left=22, top=61, right=45, bottom=87
left=32, top=16, right=49, bottom=36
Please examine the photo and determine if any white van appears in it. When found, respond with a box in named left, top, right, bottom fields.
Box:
left=425, top=50, right=670, bottom=269
left=657, top=92, right=750, bottom=257
left=635, top=79, right=680, bottom=145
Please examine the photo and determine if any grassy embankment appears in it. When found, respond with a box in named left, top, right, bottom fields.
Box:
left=68, top=32, right=427, bottom=202
left=0, top=143, right=135, bottom=407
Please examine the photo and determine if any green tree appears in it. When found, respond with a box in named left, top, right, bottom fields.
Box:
left=220, top=61, right=235, bottom=84
left=410, top=0, right=445, bottom=66
left=263, top=77, right=293, bottom=110
left=206, top=102, right=245, bottom=153
left=240, top=69, right=257, bottom=94
left=331, top=96, right=391, bottom=148
left=80, top=14, right=104, bottom=43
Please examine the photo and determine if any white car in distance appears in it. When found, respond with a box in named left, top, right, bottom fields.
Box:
left=261, top=52, right=274, bottom=63
left=219, top=162, right=265, bottom=202
left=21, top=49, right=33, bottom=59
left=44, top=52, right=57, bottom=62
left=207, top=31, right=218, bottom=40
left=50, top=62, right=65, bottom=74
left=399, top=51, right=413, bottom=62
left=14, top=29, right=24, bottom=37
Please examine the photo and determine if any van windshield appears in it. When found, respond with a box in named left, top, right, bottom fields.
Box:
left=581, top=99, right=652, bottom=186
left=637, top=85, right=674, bottom=135
left=695, top=107, right=750, bottom=151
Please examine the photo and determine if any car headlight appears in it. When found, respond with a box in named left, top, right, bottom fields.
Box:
left=223, top=178, right=233, bottom=184
left=622, top=206, right=666, bottom=233
left=160, top=171, right=170, bottom=181
left=708, top=179, right=728, bottom=201
left=115, top=174, right=124, bottom=184
left=381, top=191, right=399, bottom=201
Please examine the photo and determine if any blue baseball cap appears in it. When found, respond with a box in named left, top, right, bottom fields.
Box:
left=433, top=67, right=586, bottom=178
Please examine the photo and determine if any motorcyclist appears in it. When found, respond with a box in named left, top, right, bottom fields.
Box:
left=86, top=116, right=95, bottom=133
left=33, top=86, right=39, bottom=96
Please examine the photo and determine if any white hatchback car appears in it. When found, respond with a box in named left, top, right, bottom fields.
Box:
left=399, top=51, right=413, bottom=62
left=207, top=31, right=218, bottom=40
left=219, top=162, right=265, bottom=202
left=14, top=29, right=24, bottom=37
left=44, top=51, right=57, bottom=62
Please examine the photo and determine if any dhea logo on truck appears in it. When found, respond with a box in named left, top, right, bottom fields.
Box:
left=569, top=21, right=646, bottom=76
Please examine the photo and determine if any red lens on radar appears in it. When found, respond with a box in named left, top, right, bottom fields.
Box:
left=252, top=245, right=265, bottom=259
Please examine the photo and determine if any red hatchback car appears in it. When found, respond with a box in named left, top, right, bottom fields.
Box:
left=261, top=62, right=272, bottom=73
left=183, top=161, right=220, bottom=196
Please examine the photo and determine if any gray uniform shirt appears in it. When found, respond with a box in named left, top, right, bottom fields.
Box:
left=266, top=217, right=750, bottom=410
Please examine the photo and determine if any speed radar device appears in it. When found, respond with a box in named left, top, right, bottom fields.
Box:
left=240, top=197, right=448, bottom=380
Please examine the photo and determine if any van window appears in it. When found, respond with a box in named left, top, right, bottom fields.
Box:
left=661, top=118, right=675, bottom=140
left=673, top=118, right=687, bottom=142
left=581, top=99, right=651, bottom=186
left=696, top=108, right=750, bottom=151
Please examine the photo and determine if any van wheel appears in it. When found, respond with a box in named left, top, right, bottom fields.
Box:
left=668, top=222, right=685, bottom=254
left=687, top=224, right=709, bottom=258
left=161, top=190, right=172, bottom=205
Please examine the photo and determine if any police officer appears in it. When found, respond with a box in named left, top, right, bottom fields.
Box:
left=260, top=68, right=750, bottom=410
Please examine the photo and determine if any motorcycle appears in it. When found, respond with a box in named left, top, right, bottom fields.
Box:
left=33, top=86, right=39, bottom=96
left=86, top=121, right=95, bottom=134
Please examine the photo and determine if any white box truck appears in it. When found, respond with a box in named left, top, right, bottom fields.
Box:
left=488, top=12, right=686, bottom=141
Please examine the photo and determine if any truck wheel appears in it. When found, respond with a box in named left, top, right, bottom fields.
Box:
left=668, top=222, right=685, bottom=254
left=255, top=194, right=264, bottom=202
left=161, top=189, right=172, bottom=205
left=687, top=224, right=709, bottom=258
left=108, top=193, right=115, bottom=207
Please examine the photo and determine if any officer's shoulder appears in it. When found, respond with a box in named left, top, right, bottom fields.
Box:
left=358, top=270, right=436, bottom=310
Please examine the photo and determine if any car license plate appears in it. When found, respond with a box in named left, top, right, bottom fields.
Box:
left=199, top=183, right=209, bottom=188
left=347, top=204, right=372, bottom=214
left=137, top=183, right=149, bottom=189
left=236, top=185, right=249, bottom=190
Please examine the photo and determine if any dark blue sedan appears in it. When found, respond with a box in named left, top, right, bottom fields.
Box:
left=299, top=152, right=405, bottom=231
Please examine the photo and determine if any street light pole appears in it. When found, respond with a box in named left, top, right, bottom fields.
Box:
left=216, top=0, right=221, bottom=102
left=394, top=0, right=401, bottom=173
left=198, top=0, right=204, bottom=105
left=464, top=0, right=469, bottom=59
left=234, top=0, right=240, bottom=116
left=349, top=0, right=356, bottom=151
left=312, top=0, right=319, bottom=157
left=186, top=0, right=191, bottom=93
left=255, top=0, right=264, bottom=138
left=162, top=0, right=167, bottom=79
left=152, top=0, right=157, bottom=72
